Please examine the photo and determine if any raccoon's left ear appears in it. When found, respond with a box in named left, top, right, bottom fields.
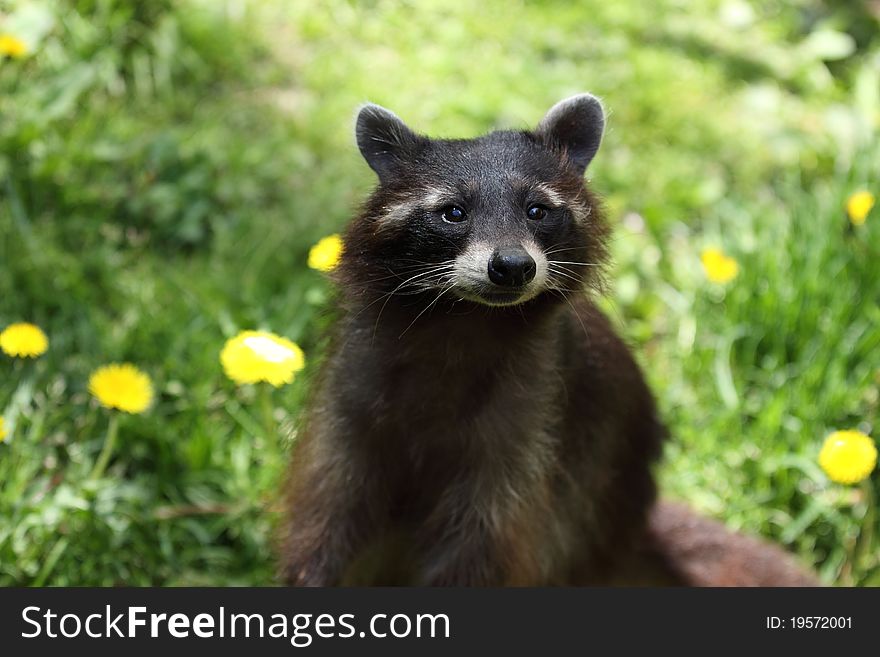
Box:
left=536, top=94, right=605, bottom=176
left=356, top=103, right=422, bottom=183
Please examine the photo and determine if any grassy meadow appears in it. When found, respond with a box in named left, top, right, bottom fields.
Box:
left=1, top=0, right=878, bottom=585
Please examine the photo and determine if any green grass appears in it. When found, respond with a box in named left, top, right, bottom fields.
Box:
left=1, top=0, right=878, bottom=585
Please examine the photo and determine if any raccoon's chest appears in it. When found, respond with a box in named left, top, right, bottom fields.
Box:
left=365, top=347, right=557, bottom=440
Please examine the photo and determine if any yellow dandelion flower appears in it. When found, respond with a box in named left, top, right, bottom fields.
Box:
left=0, top=34, right=27, bottom=58
left=220, top=330, right=305, bottom=387
left=0, top=322, right=49, bottom=358
left=819, top=430, right=877, bottom=485
left=308, top=234, right=344, bottom=272
left=701, top=247, right=739, bottom=284
left=89, top=363, right=154, bottom=414
left=846, top=191, right=874, bottom=226
left=0, top=416, right=7, bottom=443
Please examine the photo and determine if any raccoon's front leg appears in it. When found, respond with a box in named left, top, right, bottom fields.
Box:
left=280, top=432, right=385, bottom=586
left=416, top=465, right=552, bottom=586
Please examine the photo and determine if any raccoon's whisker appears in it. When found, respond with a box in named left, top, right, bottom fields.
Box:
left=569, top=299, right=591, bottom=345
left=358, top=271, right=421, bottom=286
left=370, top=263, right=457, bottom=340
left=544, top=246, right=590, bottom=256
left=364, top=266, right=453, bottom=301
left=549, top=288, right=591, bottom=344
left=397, top=282, right=456, bottom=339
left=549, top=274, right=583, bottom=288
left=548, top=263, right=581, bottom=274
left=345, top=265, right=458, bottom=348
left=435, top=273, right=458, bottom=285
left=547, top=260, right=598, bottom=267
left=392, top=264, right=456, bottom=289
left=548, top=262, right=586, bottom=276
left=550, top=284, right=584, bottom=294
left=413, top=268, right=458, bottom=286
left=398, top=262, right=457, bottom=274
left=395, top=258, right=456, bottom=268
left=358, top=262, right=453, bottom=286
left=548, top=277, right=585, bottom=293
left=403, top=268, right=458, bottom=291
left=547, top=267, right=583, bottom=286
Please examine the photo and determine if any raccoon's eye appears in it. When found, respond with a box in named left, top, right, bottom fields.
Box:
left=441, top=205, right=466, bottom=223
left=527, top=204, right=548, bottom=221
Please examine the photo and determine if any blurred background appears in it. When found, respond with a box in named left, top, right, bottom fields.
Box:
left=1, top=0, right=878, bottom=585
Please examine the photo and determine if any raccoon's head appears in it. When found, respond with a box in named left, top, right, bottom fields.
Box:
left=342, top=94, right=608, bottom=308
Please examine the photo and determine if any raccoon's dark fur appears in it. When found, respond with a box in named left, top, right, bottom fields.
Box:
left=280, top=95, right=817, bottom=586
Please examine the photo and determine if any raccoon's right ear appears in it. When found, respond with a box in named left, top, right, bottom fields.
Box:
left=536, top=94, right=605, bottom=176
left=356, top=104, right=421, bottom=182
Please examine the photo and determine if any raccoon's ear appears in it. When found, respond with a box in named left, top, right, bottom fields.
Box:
left=536, top=94, right=605, bottom=176
left=356, top=104, right=421, bottom=182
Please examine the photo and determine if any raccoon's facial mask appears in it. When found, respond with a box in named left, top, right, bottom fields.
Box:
left=353, top=94, right=605, bottom=307
left=376, top=184, right=592, bottom=307
left=393, top=182, right=585, bottom=307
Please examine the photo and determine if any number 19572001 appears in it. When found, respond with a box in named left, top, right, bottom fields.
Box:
left=766, top=617, right=852, bottom=629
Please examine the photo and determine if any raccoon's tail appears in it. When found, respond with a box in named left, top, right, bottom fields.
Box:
left=633, top=501, right=820, bottom=586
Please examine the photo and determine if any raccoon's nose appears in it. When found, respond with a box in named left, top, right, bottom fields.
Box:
left=488, top=248, right=537, bottom=287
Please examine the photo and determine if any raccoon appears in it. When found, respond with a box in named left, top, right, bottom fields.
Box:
left=280, top=95, right=817, bottom=586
